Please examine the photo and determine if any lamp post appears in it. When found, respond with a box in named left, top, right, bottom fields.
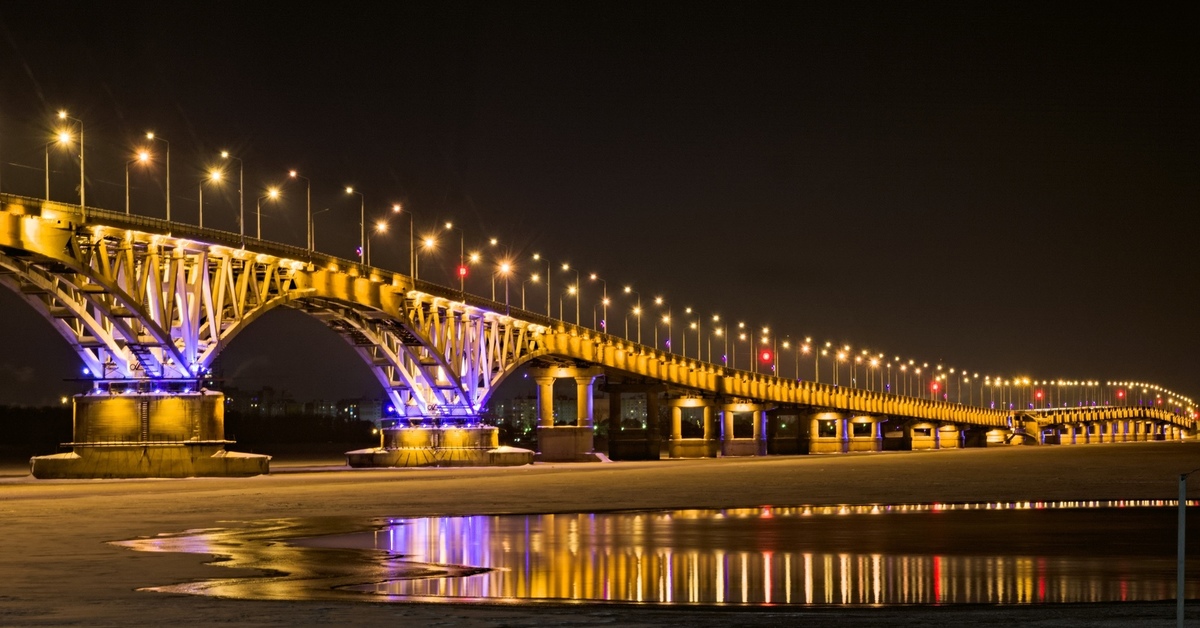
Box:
left=198, top=169, right=221, bottom=228
left=589, top=273, right=607, bottom=332
left=145, top=132, right=170, bottom=222
left=416, top=235, right=437, bottom=281
left=288, top=170, right=312, bottom=251
left=444, top=222, right=465, bottom=295
left=367, top=219, right=388, bottom=267
left=561, top=263, right=581, bottom=325
left=255, top=188, right=280, bottom=241
left=532, top=254, right=551, bottom=316
left=710, top=315, right=726, bottom=364
left=521, top=273, right=540, bottom=311
left=45, top=132, right=73, bottom=201
left=498, top=261, right=513, bottom=315
left=220, top=151, right=244, bottom=243
left=392, top=204, right=413, bottom=277
left=345, top=187, right=366, bottom=263
left=125, top=151, right=150, bottom=216
left=56, top=111, right=84, bottom=219
left=623, top=286, right=642, bottom=343
left=654, top=297, right=671, bottom=353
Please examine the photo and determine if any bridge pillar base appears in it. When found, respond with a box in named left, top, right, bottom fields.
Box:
left=346, top=425, right=532, bottom=467
left=536, top=426, right=603, bottom=462
left=668, top=438, right=719, bottom=458
left=30, top=392, right=268, bottom=479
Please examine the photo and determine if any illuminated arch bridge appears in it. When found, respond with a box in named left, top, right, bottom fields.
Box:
left=0, top=194, right=1193, bottom=475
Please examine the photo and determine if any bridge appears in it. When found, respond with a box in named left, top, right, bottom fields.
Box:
left=0, top=193, right=1193, bottom=477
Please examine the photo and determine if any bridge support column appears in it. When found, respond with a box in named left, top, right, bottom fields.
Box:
left=720, top=402, right=764, bottom=456
left=534, top=376, right=556, bottom=428
left=939, top=424, right=962, bottom=449
left=1062, top=424, right=1077, bottom=445
left=666, top=398, right=718, bottom=458
left=529, top=366, right=605, bottom=462
left=601, top=382, right=663, bottom=460
left=806, top=411, right=847, bottom=454
left=847, top=416, right=882, bottom=452
left=31, top=392, right=269, bottom=479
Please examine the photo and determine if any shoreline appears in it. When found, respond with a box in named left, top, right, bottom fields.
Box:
left=4, top=443, right=1200, bottom=626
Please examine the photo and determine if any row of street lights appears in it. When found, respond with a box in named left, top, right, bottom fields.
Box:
left=28, top=110, right=1195, bottom=416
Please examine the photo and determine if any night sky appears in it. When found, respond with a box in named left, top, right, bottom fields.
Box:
left=0, top=2, right=1195, bottom=406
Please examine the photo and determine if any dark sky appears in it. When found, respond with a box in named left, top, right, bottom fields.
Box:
left=0, top=2, right=1195, bottom=406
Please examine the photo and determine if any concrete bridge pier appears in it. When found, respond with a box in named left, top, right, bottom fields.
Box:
left=939, top=424, right=963, bottom=448
left=847, top=415, right=883, bottom=452
left=530, top=365, right=606, bottom=462
left=806, top=411, right=846, bottom=454
left=719, top=401, right=766, bottom=456
left=666, top=397, right=718, bottom=458
left=31, top=391, right=269, bottom=479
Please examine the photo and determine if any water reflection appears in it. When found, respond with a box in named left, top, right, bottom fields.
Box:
left=117, top=500, right=1200, bottom=606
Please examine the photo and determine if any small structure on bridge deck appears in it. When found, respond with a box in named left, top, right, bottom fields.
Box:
left=345, top=420, right=533, bottom=467
left=30, top=389, right=269, bottom=479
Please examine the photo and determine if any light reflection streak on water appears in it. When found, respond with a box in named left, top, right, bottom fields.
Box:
left=348, top=499, right=1200, bottom=605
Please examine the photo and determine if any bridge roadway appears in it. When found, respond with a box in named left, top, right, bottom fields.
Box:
left=0, top=193, right=1193, bottom=472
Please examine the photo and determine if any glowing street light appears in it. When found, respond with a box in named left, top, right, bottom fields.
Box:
left=45, top=131, right=73, bottom=201
left=255, top=187, right=280, bottom=240
left=443, top=221, right=466, bottom=295
left=392, top=204, right=414, bottom=277
left=287, top=170, right=312, bottom=251
left=220, top=151, right=244, bottom=242
left=56, top=111, right=84, bottom=219
left=498, top=260, right=513, bottom=314
left=623, top=286, right=642, bottom=343
left=562, top=263, right=581, bottom=325
left=532, top=254, right=551, bottom=316
left=589, top=273, right=608, bottom=332
left=416, top=235, right=437, bottom=281
left=366, top=219, right=388, bottom=267
left=124, top=150, right=151, bottom=216
left=345, top=187, right=366, bottom=263
left=197, top=169, right=222, bottom=228
left=144, top=132, right=170, bottom=221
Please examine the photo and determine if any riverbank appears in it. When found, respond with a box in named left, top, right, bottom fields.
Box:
left=3, top=442, right=1200, bottom=626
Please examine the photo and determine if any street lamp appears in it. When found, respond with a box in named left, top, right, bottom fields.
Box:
left=56, top=111, right=84, bottom=218
left=561, top=263, right=581, bottom=325
left=654, top=297, right=671, bottom=353
left=623, top=286, right=642, bottom=343
left=125, top=150, right=150, bottom=216
left=498, top=260, right=513, bottom=314
left=391, top=204, right=414, bottom=277
left=712, top=315, right=728, bottom=366
left=145, top=132, right=170, bottom=222
left=255, top=188, right=280, bottom=241
left=532, top=254, right=551, bottom=316
left=198, top=169, right=222, bottom=228
left=45, top=132, right=73, bottom=201
left=416, top=235, right=437, bottom=281
left=345, top=187, right=367, bottom=263
left=521, top=272, right=540, bottom=311
left=589, top=273, right=607, bottom=332
left=444, top=221, right=465, bottom=294
left=220, top=151, right=244, bottom=243
left=367, top=219, right=388, bottom=267
left=287, top=170, right=312, bottom=251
